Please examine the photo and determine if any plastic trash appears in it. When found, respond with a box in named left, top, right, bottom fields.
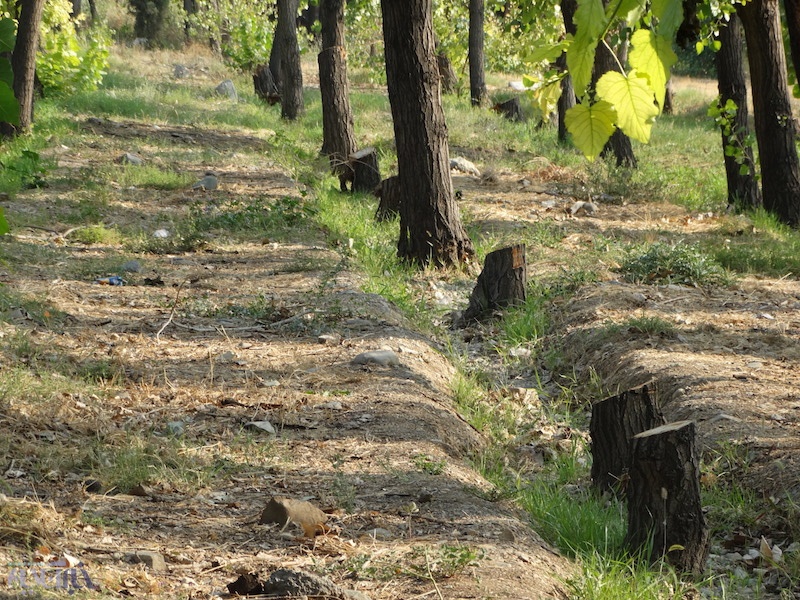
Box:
left=95, top=276, right=126, bottom=286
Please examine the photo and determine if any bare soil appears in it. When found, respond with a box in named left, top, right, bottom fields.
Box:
left=2, top=65, right=800, bottom=600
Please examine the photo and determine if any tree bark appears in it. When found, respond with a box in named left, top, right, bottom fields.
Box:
left=436, top=52, right=458, bottom=94
left=626, top=421, right=710, bottom=575
left=458, top=245, right=526, bottom=324
left=375, top=175, right=401, bottom=221
left=589, top=382, right=665, bottom=495
left=318, top=0, right=357, bottom=178
left=269, top=23, right=284, bottom=94
left=715, top=14, right=762, bottom=210
left=738, top=0, right=800, bottom=225
left=10, top=0, right=46, bottom=134
left=557, top=0, right=578, bottom=143
left=277, top=0, right=304, bottom=120
left=468, top=0, right=487, bottom=106
left=783, top=0, right=800, bottom=87
left=254, top=64, right=281, bottom=104
left=349, top=147, right=381, bottom=193
left=381, top=0, right=474, bottom=267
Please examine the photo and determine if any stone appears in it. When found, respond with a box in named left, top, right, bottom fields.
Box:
left=166, top=421, right=185, bottom=436
left=128, top=550, right=167, bottom=573
left=215, top=79, right=238, bottom=101
left=244, top=420, right=276, bottom=435
left=260, top=497, right=328, bottom=537
left=121, top=260, right=141, bottom=273
left=118, top=152, right=144, bottom=166
left=351, top=350, right=400, bottom=367
left=152, top=229, right=170, bottom=238
left=173, top=64, right=190, bottom=79
left=450, top=156, right=481, bottom=177
left=318, top=333, right=341, bottom=345
left=192, top=172, right=218, bottom=190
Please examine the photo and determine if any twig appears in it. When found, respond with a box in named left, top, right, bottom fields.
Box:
left=260, top=308, right=319, bottom=329
left=156, top=280, right=188, bottom=342
left=425, top=547, right=444, bottom=600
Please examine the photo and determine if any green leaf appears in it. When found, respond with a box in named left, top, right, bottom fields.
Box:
left=0, top=18, right=15, bottom=54
left=566, top=33, right=599, bottom=97
left=565, top=100, right=617, bottom=161
left=628, top=29, right=677, bottom=109
left=526, top=40, right=570, bottom=65
left=0, top=81, right=18, bottom=125
left=0, top=207, right=8, bottom=236
left=575, top=0, right=608, bottom=41
left=0, top=59, right=12, bottom=89
left=652, top=0, right=683, bottom=39
left=607, top=0, right=647, bottom=24
left=596, top=71, right=660, bottom=142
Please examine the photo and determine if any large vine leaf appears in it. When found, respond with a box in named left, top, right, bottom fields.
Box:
left=0, top=208, right=8, bottom=236
left=565, top=100, right=617, bottom=161
left=596, top=71, right=659, bottom=143
left=575, top=0, right=608, bottom=41
left=0, top=81, right=18, bottom=125
left=566, top=33, right=599, bottom=97
left=606, top=0, right=648, bottom=24
left=652, top=0, right=684, bottom=39
left=526, top=39, right=571, bottom=66
left=0, top=59, right=12, bottom=88
left=629, top=29, right=678, bottom=109
left=0, top=18, right=15, bottom=53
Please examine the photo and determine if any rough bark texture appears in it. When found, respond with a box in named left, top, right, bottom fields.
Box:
left=626, top=421, right=710, bottom=575
left=278, top=0, right=304, bottom=120
left=468, top=0, right=487, bottom=106
left=253, top=64, right=281, bottom=104
left=459, top=245, right=526, bottom=324
left=737, top=0, right=800, bottom=225
left=558, top=0, right=577, bottom=143
left=375, top=175, right=401, bottom=221
left=269, top=24, right=284, bottom=94
left=318, top=0, right=357, bottom=179
left=10, top=0, right=46, bottom=134
left=381, top=0, right=474, bottom=267
left=589, top=382, right=665, bottom=495
left=715, top=15, right=762, bottom=210
left=349, top=147, right=381, bottom=193
left=662, top=79, right=674, bottom=115
left=493, top=97, right=524, bottom=122
left=436, top=52, right=458, bottom=94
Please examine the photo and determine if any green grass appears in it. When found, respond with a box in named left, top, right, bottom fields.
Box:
left=619, top=241, right=730, bottom=287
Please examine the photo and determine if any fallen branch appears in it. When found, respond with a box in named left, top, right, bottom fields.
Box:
left=156, top=280, right=188, bottom=342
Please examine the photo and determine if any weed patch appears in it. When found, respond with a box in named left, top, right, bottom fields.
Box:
left=619, top=241, right=729, bottom=287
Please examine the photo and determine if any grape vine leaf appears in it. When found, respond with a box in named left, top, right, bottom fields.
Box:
left=0, top=18, right=15, bottom=54
left=0, top=208, right=8, bottom=236
left=628, top=29, right=678, bottom=109
left=596, top=70, right=659, bottom=142
left=565, top=100, right=617, bottom=161
left=0, top=82, right=18, bottom=125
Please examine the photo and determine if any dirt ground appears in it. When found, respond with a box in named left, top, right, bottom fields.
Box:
left=2, top=69, right=800, bottom=599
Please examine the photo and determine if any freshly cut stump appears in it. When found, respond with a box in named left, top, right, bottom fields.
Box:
left=459, top=244, right=527, bottom=324
left=349, top=147, right=381, bottom=193
left=589, top=382, right=665, bottom=495
left=626, top=420, right=710, bottom=574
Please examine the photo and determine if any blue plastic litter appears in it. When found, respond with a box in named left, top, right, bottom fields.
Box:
left=95, top=276, right=126, bottom=286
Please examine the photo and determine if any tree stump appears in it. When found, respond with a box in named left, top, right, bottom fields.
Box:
left=253, top=63, right=281, bottom=105
left=375, top=175, right=401, bottom=221
left=436, top=52, right=458, bottom=93
left=458, top=244, right=526, bottom=325
left=590, top=382, right=665, bottom=495
left=348, top=147, right=381, bottom=193
left=626, top=420, right=710, bottom=575
left=492, top=97, right=525, bottom=122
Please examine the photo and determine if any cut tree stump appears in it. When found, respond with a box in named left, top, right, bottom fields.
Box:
left=375, top=175, right=401, bottom=221
left=436, top=52, right=458, bottom=93
left=492, top=97, right=525, bottom=122
left=626, top=420, right=710, bottom=574
left=590, top=382, right=665, bottom=495
left=253, top=64, right=281, bottom=105
left=346, top=147, right=381, bottom=193
left=457, top=244, right=526, bottom=325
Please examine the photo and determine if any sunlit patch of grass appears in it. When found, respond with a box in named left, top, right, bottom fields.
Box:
left=619, top=241, right=730, bottom=287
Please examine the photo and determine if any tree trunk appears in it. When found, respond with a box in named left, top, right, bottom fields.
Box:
left=10, top=0, right=46, bottom=134
left=277, top=0, right=304, bottom=120
left=253, top=64, right=281, bottom=104
left=299, top=2, right=320, bottom=37
left=589, top=382, right=665, bottom=495
left=558, top=0, right=577, bottom=143
left=269, top=24, right=284, bottom=94
left=715, top=14, right=762, bottom=210
left=381, top=0, right=475, bottom=267
left=87, top=0, right=98, bottom=21
left=783, top=0, right=800, bottom=87
left=183, top=0, right=197, bottom=39
left=71, top=0, right=81, bottom=18
left=662, top=78, right=674, bottom=115
left=626, top=421, right=710, bottom=575
left=737, top=0, right=800, bottom=225
left=318, top=0, right=357, bottom=177
left=468, top=0, right=487, bottom=106
left=458, top=245, right=526, bottom=325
